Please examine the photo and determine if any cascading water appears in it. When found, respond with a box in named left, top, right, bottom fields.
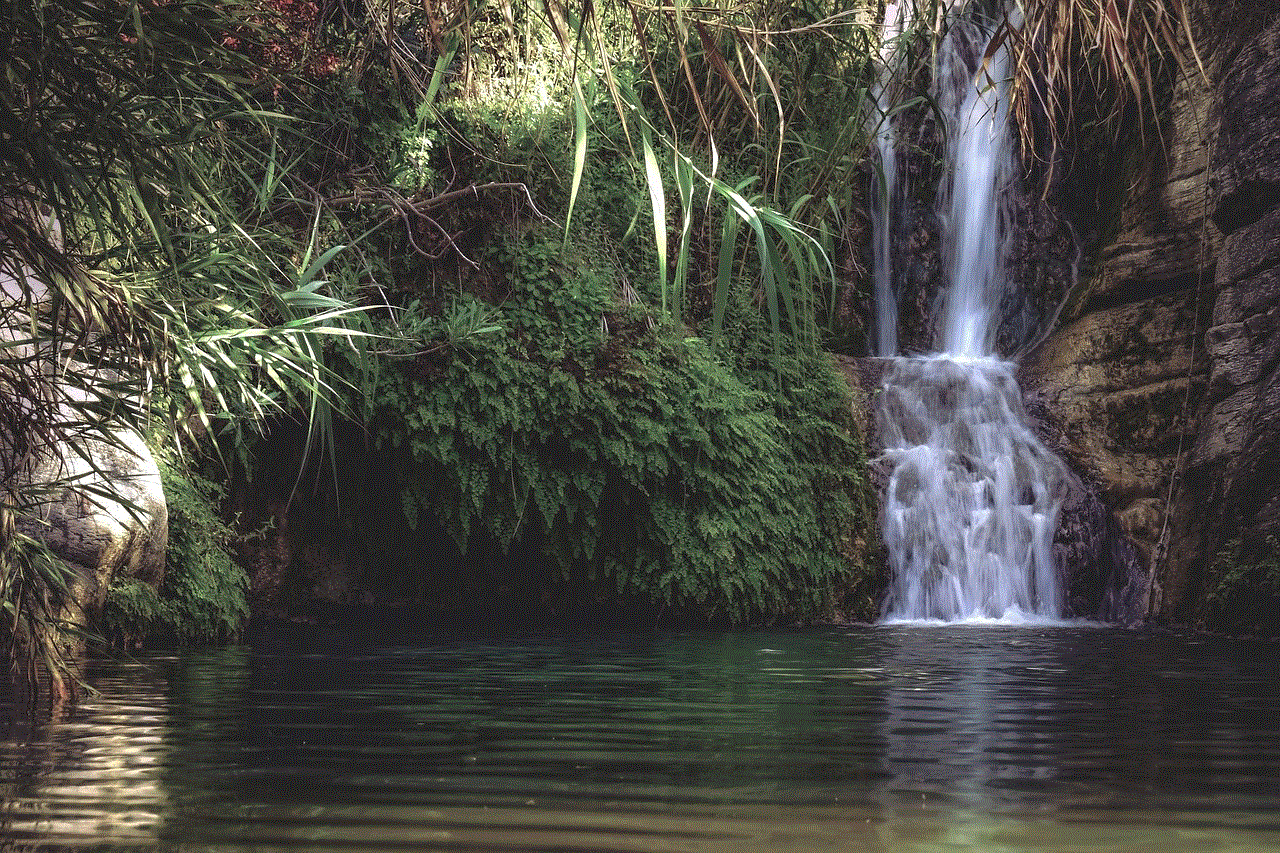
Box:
left=875, top=4, right=1071, bottom=623
left=878, top=355, right=1069, bottom=622
left=869, top=0, right=907, bottom=358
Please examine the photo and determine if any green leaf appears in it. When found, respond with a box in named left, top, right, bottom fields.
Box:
left=711, top=208, right=741, bottom=343
left=563, top=76, right=589, bottom=251
left=640, top=124, right=668, bottom=314
left=672, top=153, right=695, bottom=327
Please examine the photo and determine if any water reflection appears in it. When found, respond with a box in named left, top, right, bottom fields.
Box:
left=1, top=626, right=1278, bottom=852
left=0, top=660, right=171, bottom=848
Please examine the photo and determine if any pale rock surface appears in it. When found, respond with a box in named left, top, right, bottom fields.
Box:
left=2, top=208, right=167, bottom=633
left=15, top=426, right=168, bottom=630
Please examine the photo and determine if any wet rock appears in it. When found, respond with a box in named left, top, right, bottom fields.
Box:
left=1019, top=290, right=1208, bottom=510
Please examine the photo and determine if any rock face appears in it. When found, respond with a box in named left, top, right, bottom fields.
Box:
left=1019, top=287, right=1210, bottom=616
left=1180, top=12, right=1280, bottom=619
left=3, top=214, right=168, bottom=637
left=1019, top=5, right=1280, bottom=625
left=15, top=426, right=168, bottom=633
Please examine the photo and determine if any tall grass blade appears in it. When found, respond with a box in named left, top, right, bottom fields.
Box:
left=564, top=76, right=589, bottom=251
left=672, top=154, right=695, bottom=327
left=423, top=35, right=460, bottom=118
left=640, top=125, right=668, bottom=314
left=711, top=206, right=742, bottom=343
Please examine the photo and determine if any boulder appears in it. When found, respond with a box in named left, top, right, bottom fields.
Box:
left=2, top=208, right=167, bottom=638
left=15, top=425, right=167, bottom=634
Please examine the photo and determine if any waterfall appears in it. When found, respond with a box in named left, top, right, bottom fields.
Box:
left=878, top=356, right=1068, bottom=622
left=869, top=0, right=907, bottom=358
left=936, top=11, right=1016, bottom=359
left=870, top=88, right=899, bottom=358
left=874, top=4, right=1070, bottom=623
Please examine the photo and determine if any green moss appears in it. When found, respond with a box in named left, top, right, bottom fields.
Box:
left=103, top=465, right=248, bottom=645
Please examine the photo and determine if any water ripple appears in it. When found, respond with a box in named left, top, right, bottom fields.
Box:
left=1, top=626, right=1277, bottom=852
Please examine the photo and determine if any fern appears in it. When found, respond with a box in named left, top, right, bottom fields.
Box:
left=365, top=230, right=876, bottom=623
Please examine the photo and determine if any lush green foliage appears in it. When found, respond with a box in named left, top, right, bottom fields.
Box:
left=223, top=0, right=886, bottom=622
left=369, top=230, right=872, bottom=622
left=0, top=519, right=83, bottom=694
left=249, top=1, right=889, bottom=618
left=103, top=466, right=249, bottom=646
left=4, top=0, right=891, bottom=685
left=1204, top=537, right=1280, bottom=634
left=0, top=0, right=373, bottom=695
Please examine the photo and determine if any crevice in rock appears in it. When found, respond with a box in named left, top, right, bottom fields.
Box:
left=1213, top=179, right=1280, bottom=234
left=1082, top=272, right=1205, bottom=315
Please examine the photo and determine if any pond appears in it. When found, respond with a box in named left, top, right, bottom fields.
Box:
left=2, top=623, right=1278, bottom=851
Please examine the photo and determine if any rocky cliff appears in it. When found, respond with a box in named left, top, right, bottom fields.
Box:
left=1182, top=8, right=1280, bottom=629
left=1020, top=3, right=1280, bottom=628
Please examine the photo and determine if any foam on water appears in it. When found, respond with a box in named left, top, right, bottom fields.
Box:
left=880, top=613, right=1106, bottom=628
left=878, top=356, right=1070, bottom=622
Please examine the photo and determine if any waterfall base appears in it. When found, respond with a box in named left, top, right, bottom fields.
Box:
left=876, top=356, right=1071, bottom=623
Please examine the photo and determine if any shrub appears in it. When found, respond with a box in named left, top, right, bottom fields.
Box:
left=103, top=465, right=249, bottom=645
left=367, top=229, right=872, bottom=623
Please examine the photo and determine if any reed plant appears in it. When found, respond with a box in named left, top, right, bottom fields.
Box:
left=989, top=0, right=1202, bottom=176
left=0, top=0, right=373, bottom=700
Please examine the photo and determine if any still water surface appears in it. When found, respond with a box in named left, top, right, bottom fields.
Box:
left=2, top=624, right=1278, bottom=852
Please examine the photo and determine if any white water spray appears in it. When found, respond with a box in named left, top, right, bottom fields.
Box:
left=878, top=355, right=1068, bottom=622
left=875, top=6, right=1070, bottom=623
left=936, top=13, right=1016, bottom=359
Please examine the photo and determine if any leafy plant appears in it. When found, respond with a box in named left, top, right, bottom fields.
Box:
left=1, top=0, right=896, bottom=692
left=0, top=503, right=84, bottom=704
left=0, top=0, right=374, bottom=697
left=103, top=465, right=249, bottom=646
left=362, top=226, right=875, bottom=623
left=1204, top=536, right=1280, bottom=634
